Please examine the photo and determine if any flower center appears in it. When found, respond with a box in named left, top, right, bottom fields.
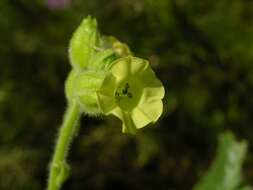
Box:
left=115, top=79, right=142, bottom=111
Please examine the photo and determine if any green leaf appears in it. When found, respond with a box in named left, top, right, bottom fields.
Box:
left=236, top=186, right=252, bottom=190
left=193, top=132, right=248, bottom=190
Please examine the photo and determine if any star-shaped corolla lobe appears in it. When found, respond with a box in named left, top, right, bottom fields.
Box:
left=97, top=56, right=165, bottom=134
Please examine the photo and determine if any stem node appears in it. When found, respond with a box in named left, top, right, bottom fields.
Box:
left=47, top=102, right=80, bottom=190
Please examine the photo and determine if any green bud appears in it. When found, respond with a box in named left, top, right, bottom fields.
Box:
left=89, top=49, right=118, bottom=71
left=65, top=69, right=106, bottom=115
left=75, top=70, right=106, bottom=115
left=69, top=16, right=99, bottom=70
left=102, top=36, right=132, bottom=57
left=65, top=69, right=79, bottom=103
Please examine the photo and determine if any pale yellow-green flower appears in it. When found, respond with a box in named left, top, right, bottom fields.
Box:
left=97, top=56, right=165, bottom=134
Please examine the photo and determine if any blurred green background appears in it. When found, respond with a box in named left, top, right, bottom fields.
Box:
left=0, top=0, right=253, bottom=189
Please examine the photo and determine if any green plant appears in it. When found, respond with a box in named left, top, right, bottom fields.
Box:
left=193, top=132, right=250, bottom=190
left=47, top=16, right=164, bottom=190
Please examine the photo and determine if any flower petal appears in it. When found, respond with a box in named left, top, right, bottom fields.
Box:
left=97, top=73, right=117, bottom=114
left=140, top=86, right=165, bottom=102
left=139, top=65, right=164, bottom=90
left=111, top=57, right=131, bottom=83
left=121, top=111, right=137, bottom=134
left=98, top=73, right=117, bottom=96
left=131, top=107, right=153, bottom=128
left=135, top=67, right=164, bottom=123
left=129, top=57, right=148, bottom=76
left=109, top=108, right=137, bottom=134
left=136, top=99, right=163, bottom=124
left=96, top=93, right=117, bottom=114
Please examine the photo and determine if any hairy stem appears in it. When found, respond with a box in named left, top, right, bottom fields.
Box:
left=47, top=102, right=81, bottom=190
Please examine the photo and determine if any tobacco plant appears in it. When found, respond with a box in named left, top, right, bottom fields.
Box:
left=47, top=16, right=164, bottom=190
left=46, top=15, right=251, bottom=190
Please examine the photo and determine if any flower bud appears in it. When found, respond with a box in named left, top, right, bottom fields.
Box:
left=89, top=49, right=117, bottom=71
left=102, top=36, right=131, bottom=57
left=65, top=69, right=106, bottom=115
left=69, top=16, right=99, bottom=70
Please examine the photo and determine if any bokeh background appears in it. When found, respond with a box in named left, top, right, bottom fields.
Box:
left=0, top=0, right=253, bottom=189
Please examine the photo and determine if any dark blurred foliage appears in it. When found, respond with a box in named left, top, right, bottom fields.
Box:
left=0, top=0, right=253, bottom=189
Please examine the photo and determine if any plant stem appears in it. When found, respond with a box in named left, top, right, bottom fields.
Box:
left=47, top=102, right=81, bottom=190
